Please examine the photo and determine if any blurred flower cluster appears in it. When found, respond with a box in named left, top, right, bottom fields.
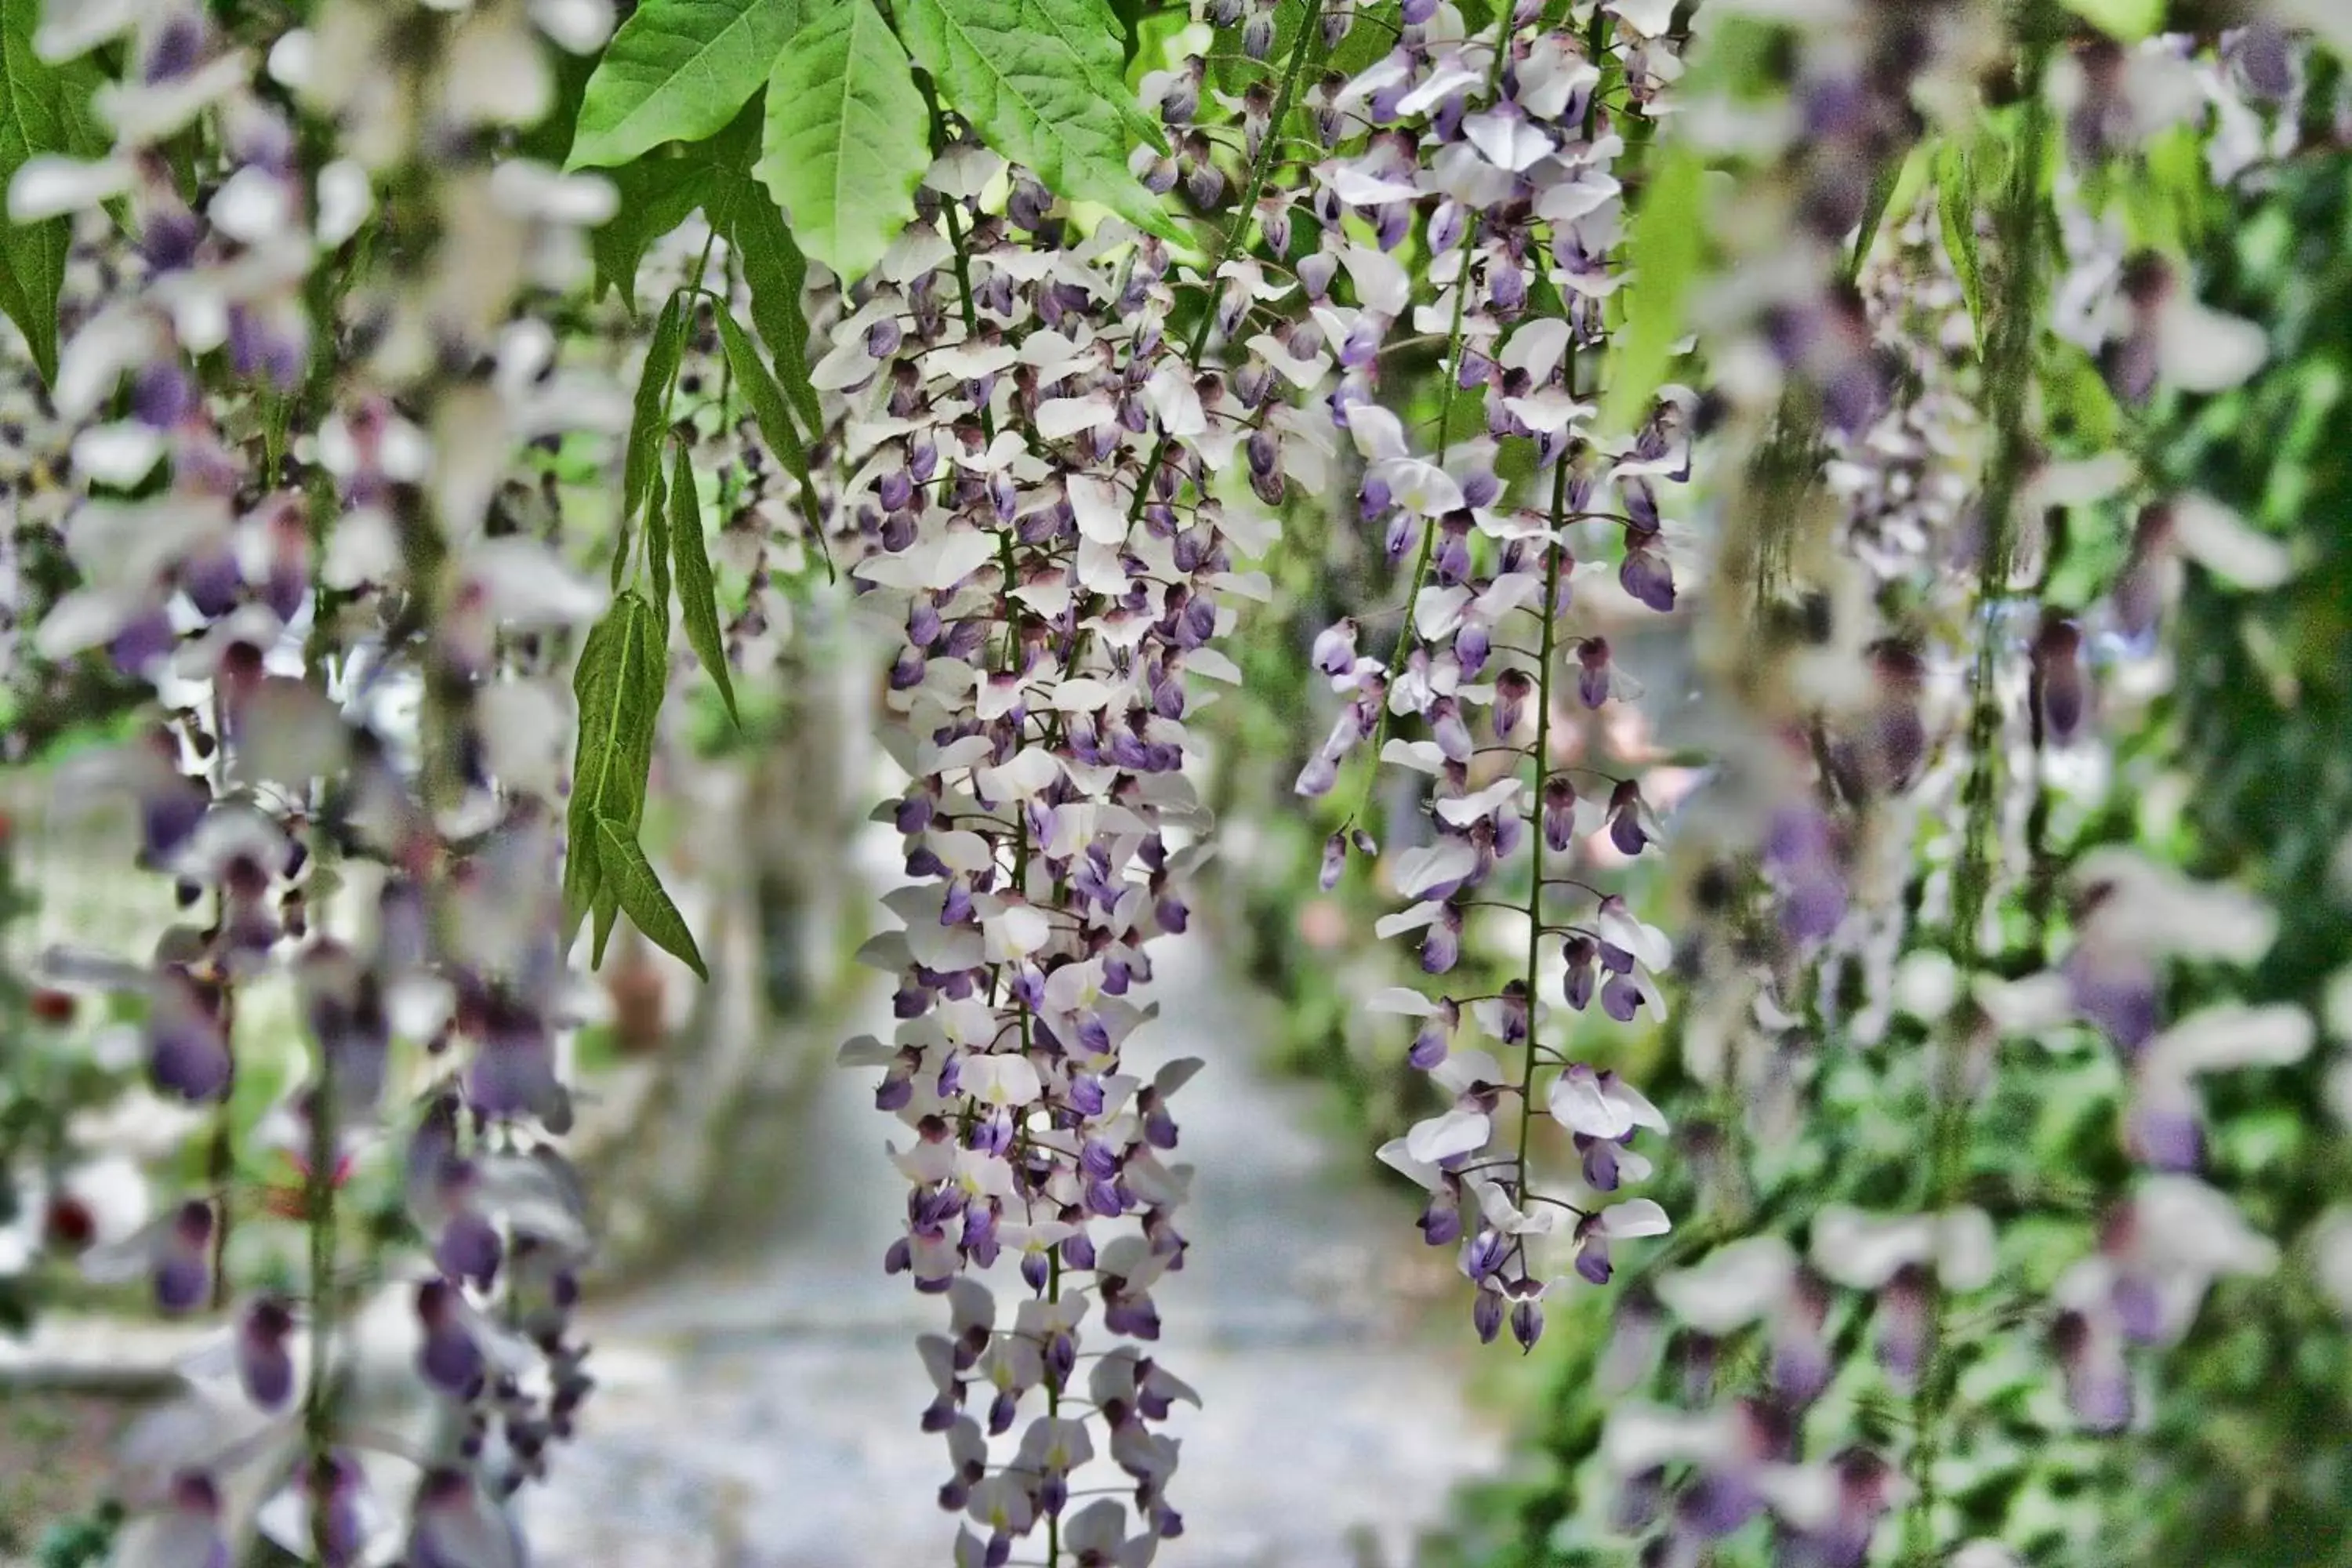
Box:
left=5, top=0, right=626, bottom=1559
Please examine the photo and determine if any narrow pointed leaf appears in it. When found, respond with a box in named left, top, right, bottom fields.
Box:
left=712, top=307, right=806, bottom=477
left=667, top=442, right=739, bottom=725
left=567, top=0, right=807, bottom=171
left=1845, top=142, right=1922, bottom=285
left=720, top=168, right=822, bottom=431
left=564, top=592, right=668, bottom=940
left=1937, top=142, right=1987, bottom=354
left=757, top=0, right=928, bottom=285
left=592, top=879, right=621, bottom=964
left=645, top=460, right=673, bottom=637
left=1599, top=143, right=1704, bottom=436
left=898, top=0, right=1178, bottom=240
left=713, top=305, right=829, bottom=571
left=624, top=295, right=686, bottom=531
left=595, top=818, right=709, bottom=980
left=0, top=0, right=105, bottom=384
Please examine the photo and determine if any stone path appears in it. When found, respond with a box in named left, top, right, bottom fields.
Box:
left=523, top=935, right=1504, bottom=1567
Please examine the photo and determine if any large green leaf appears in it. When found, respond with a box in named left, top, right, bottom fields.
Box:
left=898, top=0, right=1178, bottom=239
left=567, top=0, right=805, bottom=171
left=666, top=441, right=739, bottom=726
left=0, top=0, right=103, bottom=385
left=720, top=167, right=822, bottom=431
left=756, top=0, right=928, bottom=285
left=563, top=591, right=668, bottom=935
left=593, top=817, right=709, bottom=978
left=623, top=294, right=687, bottom=532
left=1007, top=0, right=1163, bottom=150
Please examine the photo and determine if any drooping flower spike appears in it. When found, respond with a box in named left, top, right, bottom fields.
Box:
left=1279, top=0, right=1694, bottom=1341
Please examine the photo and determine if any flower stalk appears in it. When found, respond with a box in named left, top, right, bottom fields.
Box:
left=1902, top=13, right=2057, bottom=1558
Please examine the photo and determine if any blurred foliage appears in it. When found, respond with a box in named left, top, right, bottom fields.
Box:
left=1408, top=147, right=2352, bottom=1568
left=2132, top=146, right=2352, bottom=1567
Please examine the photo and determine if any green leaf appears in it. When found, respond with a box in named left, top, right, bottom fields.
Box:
left=624, top=294, right=686, bottom=531
left=2056, top=0, right=2161, bottom=41
left=898, top=0, right=1178, bottom=240
left=720, top=165, right=822, bottom=431
left=591, top=877, right=622, bottom=964
left=594, top=817, right=709, bottom=979
left=645, top=459, right=674, bottom=634
left=756, top=0, right=929, bottom=285
left=568, top=0, right=807, bottom=171
left=563, top=591, right=669, bottom=938
left=1600, top=143, right=1705, bottom=437
left=1011, top=0, right=1165, bottom=151
left=711, top=305, right=806, bottom=479
left=712, top=304, right=829, bottom=570
left=1846, top=140, right=1928, bottom=285
left=1936, top=142, right=1987, bottom=355
left=666, top=441, right=739, bottom=726
left=0, top=0, right=104, bottom=385
left=590, top=152, right=720, bottom=307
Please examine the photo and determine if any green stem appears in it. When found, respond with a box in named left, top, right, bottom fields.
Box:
left=1045, top=1245, right=1062, bottom=1566
left=1903, top=14, right=2054, bottom=1561
left=1340, top=0, right=1549, bottom=836
left=938, top=193, right=996, bottom=449
left=1121, top=0, right=1330, bottom=529
left=1512, top=444, right=1572, bottom=1201
left=1509, top=3, right=1603, bottom=1266
left=303, top=1013, right=338, bottom=1556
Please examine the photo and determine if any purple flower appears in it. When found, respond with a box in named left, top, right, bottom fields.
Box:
left=154, top=1202, right=215, bottom=1314
left=237, top=1295, right=297, bottom=1409
left=1618, top=546, right=1676, bottom=612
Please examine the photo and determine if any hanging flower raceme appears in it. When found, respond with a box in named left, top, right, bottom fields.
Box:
left=832, top=132, right=1307, bottom=1559
left=15, top=0, right=617, bottom=1559
left=1271, top=0, right=1689, bottom=1344
left=1565, top=19, right=2330, bottom=1565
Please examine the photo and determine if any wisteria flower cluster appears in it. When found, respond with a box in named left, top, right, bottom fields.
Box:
left=1534, top=10, right=2337, bottom=1566
left=0, top=0, right=2344, bottom=1563
left=829, top=129, right=1296, bottom=1559
left=1276, top=0, right=1693, bottom=1344
left=6, top=0, right=619, bottom=1559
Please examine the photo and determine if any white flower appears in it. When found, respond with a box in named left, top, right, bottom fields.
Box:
left=1403, top=1105, right=1490, bottom=1164
left=2143, top=1003, right=2315, bottom=1083
left=7, top=155, right=133, bottom=222
left=1606, top=0, right=1679, bottom=37
left=1596, top=1197, right=1671, bottom=1239
left=1810, top=1205, right=1995, bottom=1291
left=1546, top=1065, right=1667, bottom=1141
left=1657, top=1236, right=1797, bottom=1333
left=957, top=1054, right=1043, bottom=1109
left=1392, top=838, right=1477, bottom=898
